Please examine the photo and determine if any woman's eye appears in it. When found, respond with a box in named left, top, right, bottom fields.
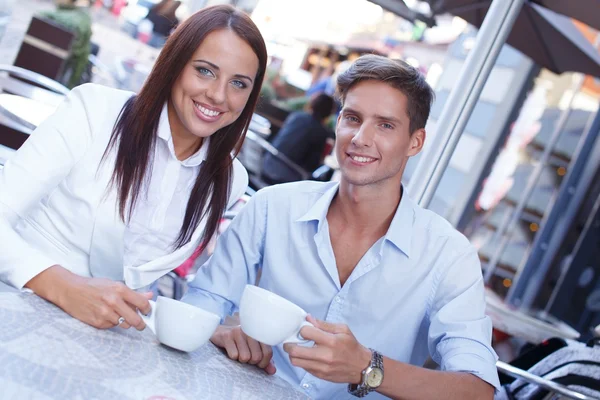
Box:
left=231, top=80, right=247, bottom=89
left=196, top=67, right=214, bottom=77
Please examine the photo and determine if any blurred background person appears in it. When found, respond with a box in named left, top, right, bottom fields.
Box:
left=146, top=0, right=180, bottom=48
left=261, top=93, right=335, bottom=184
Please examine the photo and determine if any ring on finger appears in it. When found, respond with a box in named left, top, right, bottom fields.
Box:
left=117, top=316, right=125, bottom=325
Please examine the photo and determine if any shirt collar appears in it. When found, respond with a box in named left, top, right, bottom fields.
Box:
left=385, top=186, right=415, bottom=258
left=157, top=102, right=209, bottom=167
left=296, top=182, right=339, bottom=229
left=296, top=182, right=414, bottom=258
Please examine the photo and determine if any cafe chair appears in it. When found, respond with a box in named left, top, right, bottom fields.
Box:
left=0, top=114, right=30, bottom=155
left=0, top=65, right=66, bottom=160
left=238, top=129, right=310, bottom=190
left=0, top=65, right=68, bottom=159
left=12, top=16, right=75, bottom=85
left=496, top=338, right=600, bottom=400
left=254, top=100, right=290, bottom=137
left=249, top=113, right=272, bottom=137
left=312, top=164, right=335, bottom=182
left=0, top=64, right=69, bottom=106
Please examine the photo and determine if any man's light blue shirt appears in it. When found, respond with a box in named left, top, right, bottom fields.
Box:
left=183, top=181, right=500, bottom=399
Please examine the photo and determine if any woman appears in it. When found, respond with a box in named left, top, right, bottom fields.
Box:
left=0, top=5, right=267, bottom=331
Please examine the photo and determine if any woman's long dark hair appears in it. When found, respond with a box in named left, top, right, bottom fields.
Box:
left=104, top=5, right=267, bottom=250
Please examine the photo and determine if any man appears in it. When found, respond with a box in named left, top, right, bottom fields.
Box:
left=183, top=55, right=499, bottom=399
left=261, top=93, right=335, bottom=184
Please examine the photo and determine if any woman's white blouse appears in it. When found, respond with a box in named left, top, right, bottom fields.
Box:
left=124, top=104, right=210, bottom=268
left=0, top=84, right=248, bottom=289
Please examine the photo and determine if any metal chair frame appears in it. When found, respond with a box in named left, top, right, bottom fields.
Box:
left=0, top=64, right=69, bottom=96
left=497, top=360, right=599, bottom=400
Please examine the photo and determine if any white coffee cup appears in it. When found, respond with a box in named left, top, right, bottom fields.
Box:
left=239, top=285, right=313, bottom=346
left=139, top=296, right=220, bottom=352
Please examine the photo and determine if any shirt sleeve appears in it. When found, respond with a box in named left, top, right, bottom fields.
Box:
left=181, top=187, right=268, bottom=320
left=428, top=244, right=501, bottom=390
left=0, top=85, right=93, bottom=289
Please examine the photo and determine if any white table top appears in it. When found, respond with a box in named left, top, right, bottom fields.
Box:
left=0, top=94, right=58, bottom=130
left=0, top=292, right=308, bottom=400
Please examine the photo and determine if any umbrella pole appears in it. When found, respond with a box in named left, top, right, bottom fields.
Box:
left=407, top=0, right=525, bottom=207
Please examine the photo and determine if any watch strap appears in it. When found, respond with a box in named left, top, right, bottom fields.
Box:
left=372, top=349, right=384, bottom=370
left=347, top=349, right=384, bottom=398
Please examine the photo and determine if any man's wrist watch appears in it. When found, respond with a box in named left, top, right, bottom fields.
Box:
left=348, top=349, right=384, bottom=398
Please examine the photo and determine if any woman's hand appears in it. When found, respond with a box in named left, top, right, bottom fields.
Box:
left=26, top=265, right=153, bottom=330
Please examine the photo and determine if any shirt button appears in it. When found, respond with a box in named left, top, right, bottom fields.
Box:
left=335, top=296, right=342, bottom=303
left=302, top=383, right=311, bottom=389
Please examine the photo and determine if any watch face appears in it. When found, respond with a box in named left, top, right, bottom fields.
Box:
left=366, top=367, right=384, bottom=387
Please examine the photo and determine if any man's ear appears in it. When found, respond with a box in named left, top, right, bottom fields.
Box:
left=407, top=128, right=426, bottom=157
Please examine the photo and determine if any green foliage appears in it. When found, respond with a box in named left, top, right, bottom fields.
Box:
left=278, top=96, right=308, bottom=112
left=39, top=7, right=92, bottom=88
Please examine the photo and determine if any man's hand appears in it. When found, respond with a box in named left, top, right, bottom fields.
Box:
left=210, top=325, right=276, bottom=375
left=26, top=265, right=153, bottom=330
left=284, top=315, right=371, bottom=384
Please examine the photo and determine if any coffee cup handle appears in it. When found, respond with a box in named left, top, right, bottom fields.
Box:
left=138, top=300, right=156, bottom=334
left=283, top=320, right=314, bottom=344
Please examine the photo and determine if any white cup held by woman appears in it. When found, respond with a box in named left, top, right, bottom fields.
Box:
left=140, top=296, right=220, bottom=352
